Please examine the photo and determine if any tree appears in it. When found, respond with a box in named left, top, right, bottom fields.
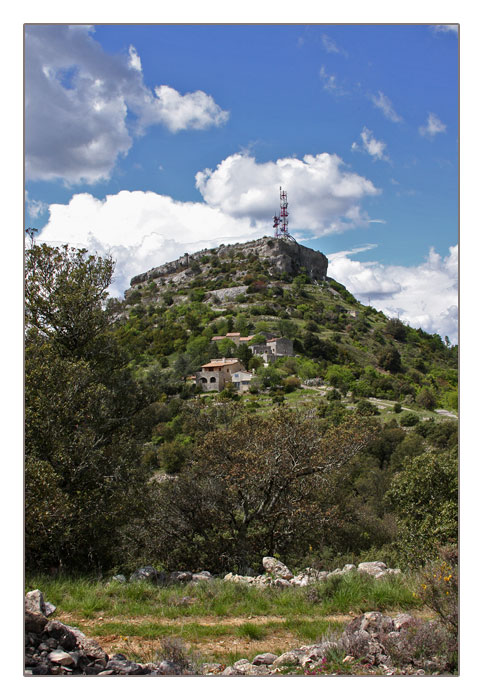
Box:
left=416, top=387, right=437, bottom=410
left=236, top=342, right=252, bottom=369
left=141, top=409, right=377, bottom=571
left=25, top=243, right=155, bottom=572
left=386, top=449, right=458, bottom=565
left=385, top=318, right=407, bottom=342
left=378, top=347, right=402, bottom=373
left=26, top=243, right=114, bottom=360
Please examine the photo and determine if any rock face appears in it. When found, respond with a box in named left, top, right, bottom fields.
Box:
left=128, top=236, right=328, bottom=290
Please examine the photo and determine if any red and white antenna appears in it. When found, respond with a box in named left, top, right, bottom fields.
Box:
left=273, top=187, right=294, bottom=240
left=279, top=187, right=289, bottom=236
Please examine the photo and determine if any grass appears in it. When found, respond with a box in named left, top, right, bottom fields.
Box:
left=25, top=570, right=424, bottom=667
left=26, top=571, right=419, bottom=620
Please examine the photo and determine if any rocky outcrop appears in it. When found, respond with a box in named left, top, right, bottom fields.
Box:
left=128, top=236, right=328, bottom=291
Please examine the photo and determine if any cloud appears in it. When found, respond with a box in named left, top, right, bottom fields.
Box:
left=419, top=113, right=447, bottom=139
left=34, top=173, right=457, bottom=342
left=371, top=91, right=403, bottom=123
left=328, top=244, right=458, bottom=343
left=142, top=85, right=229, bottom=133
left=432, top=25, right=458, bottom=34
left=25, top=25, right=229, bottom=185
left=321, top=34, right=348, bottom=57
left=25, top=191, right=47, bottom=219
left=352, top=127, right=390, bottom=161
left=35, top=190, right=267, bottom=297
left=34, top=149, right=380, bottom=295
left=319, top=66, right=346, bottom=95
left=195, top=152, right=380, bottom=235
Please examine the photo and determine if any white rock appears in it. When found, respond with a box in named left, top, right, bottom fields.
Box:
left=262, top=556, right=293, bottom=580
left=48, top=650, right=75, bottom=666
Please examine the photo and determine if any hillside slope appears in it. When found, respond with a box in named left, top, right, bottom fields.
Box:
left=110, top=236, right=457, bottom=411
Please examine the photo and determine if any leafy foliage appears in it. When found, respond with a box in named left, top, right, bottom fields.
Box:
left=25, top=243, right=156, bottom=572
left=386, top=449, right=458, bottom=565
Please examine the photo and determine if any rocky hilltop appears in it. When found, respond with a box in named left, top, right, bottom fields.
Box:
left=129, top=236, right=328, bottom=291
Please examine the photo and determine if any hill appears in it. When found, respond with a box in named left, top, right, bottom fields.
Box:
left=111, top=236, right=457, bottom=412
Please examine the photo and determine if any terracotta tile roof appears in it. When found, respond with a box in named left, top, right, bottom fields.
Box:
left=201, top=358, right=240, bottom=368
left=226, top=332, right=241, bottom=337
left=211, top=335, right=226, bottom=341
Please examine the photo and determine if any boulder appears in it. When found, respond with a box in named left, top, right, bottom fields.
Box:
left=129, top=565, right=161, bottom=584
left=48, top=650, right=75, bottom=666
left=44, top=620, right=77, bottom=651
left=342, top=564, right=356, bottom=573
left=169, top=571, right=193, bottom=583
left=25, top=589, right=46, bottom=615
left=358, top=561, right=387, bottom=577
left=25, top=589, right=56, bottom=617
left=272, top=650, right=303, bottom=668
left=273, top=578, right=291, bottom=588
left=111, top=574, right=127, bottom=584
left=25, top=609, right=48, bottom=635
left=192, top=571, right=212, bottom=582
left=252, top=652, right=277, bottom=666
left=262, top=556, right=293, bottom=580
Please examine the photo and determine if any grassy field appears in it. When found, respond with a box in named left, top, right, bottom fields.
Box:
left=26, top=572, right=425, bottom=666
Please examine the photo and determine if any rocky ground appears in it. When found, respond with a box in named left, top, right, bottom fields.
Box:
left=24, top=557, right=453, bottom=676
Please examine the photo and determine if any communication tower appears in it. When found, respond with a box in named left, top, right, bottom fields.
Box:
left=273, top=187, right=297, bottom=243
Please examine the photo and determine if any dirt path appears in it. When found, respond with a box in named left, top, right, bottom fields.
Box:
left=55, top=609, right=429, bottom=664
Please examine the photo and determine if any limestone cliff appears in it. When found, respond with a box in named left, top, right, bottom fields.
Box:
left=129, top=236, right=328, bottom=290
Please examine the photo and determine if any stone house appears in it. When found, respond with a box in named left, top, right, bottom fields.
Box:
left=231, top=370, right=254, bottom=393
left=266, top=337, right=294, bottom=356
left=195, top=358, right=244, bottom=392
left=250, top=336, right=294, bottom=361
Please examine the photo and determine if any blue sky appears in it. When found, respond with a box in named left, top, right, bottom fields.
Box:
left=25, top=23, right=458, bottom=341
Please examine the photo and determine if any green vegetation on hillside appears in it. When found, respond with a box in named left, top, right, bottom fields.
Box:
left=25, top=240, right=458, bottom=578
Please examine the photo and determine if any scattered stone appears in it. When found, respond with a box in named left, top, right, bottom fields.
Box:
left=192, top=571, right=212, bottom=582
left=272, top=650, right=303, bottom=668
left=252, top=652, right=277, bottom=666
left=111, top=574, right=127, bottom=583
left=25, top=609, right=48, bottom=635
left=44, top=620, right=77, bottom=651
left=393, top=613, right=415, bottom=631
left=357, top=561, right=387, bottom=576
left=262, top=556, right=293, bottom=580
left=170, top=571, right=193, bottom=583
left=129, top=565, right=162, bottom=584
left=48, top=650, right=75, bottom=666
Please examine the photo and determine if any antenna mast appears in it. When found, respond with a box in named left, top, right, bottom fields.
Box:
left=273, top=187, right=296, bottom=243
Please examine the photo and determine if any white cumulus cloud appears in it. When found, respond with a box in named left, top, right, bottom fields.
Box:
left=419, top=113, right=447, bottom=139
left=328, top=244, right=458, bottom=343
left=195, top=152, right=380, bottom=235
left=35, top=179, right=457, bottom=342
left=25, top=25, right=229, bottom=185
left=35, top=190, right=267, bottom=297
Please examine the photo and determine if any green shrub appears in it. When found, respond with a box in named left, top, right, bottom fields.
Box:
left=399, top=412, right=419, bottom=427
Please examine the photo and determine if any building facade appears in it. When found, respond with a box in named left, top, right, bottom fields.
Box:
left=195, top=358, right=244, bottom=392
